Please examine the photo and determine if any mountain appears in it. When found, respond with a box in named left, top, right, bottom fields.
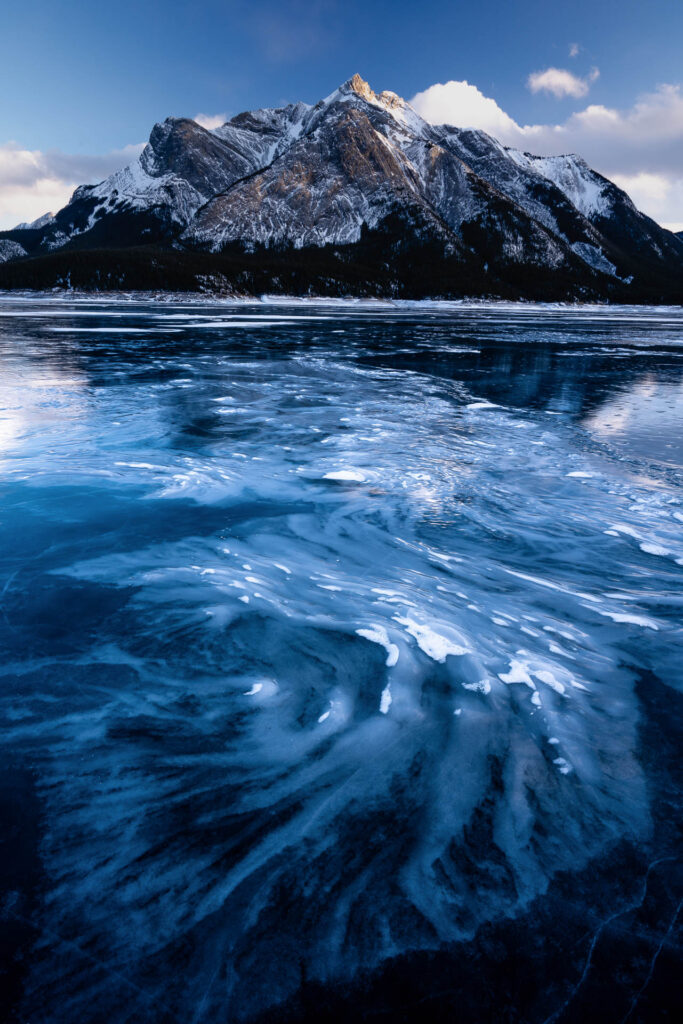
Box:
left=13, top=211, right=56, bottom=231
left=2, top=74, right=683, bottom=301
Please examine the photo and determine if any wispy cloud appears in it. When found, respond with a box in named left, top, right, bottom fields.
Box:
left=527, top=66, right=599, bottom=99
left=410, top=80, right=683, bottom=228
left=193, top=113, right=229, bottom=130
left=569, top=43, right=580, bottom=58
left=0, top=142, right=143, bottom=229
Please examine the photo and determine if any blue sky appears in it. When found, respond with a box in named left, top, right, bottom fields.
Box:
left=2, top=0, right=683, bottom=228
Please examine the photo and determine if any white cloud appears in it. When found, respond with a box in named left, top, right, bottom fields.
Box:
left=409, top=80, right=520, bottom=138
left=0, top=142, right=144, bottom=229
left=611, top=172, right=670, bottom=205
left=610, top=173, right=683, bottom=232
left=410, top=80, right=683, bottom=227
left=194, top=113, right=228, bottom=130
left=527, top=66, right=599, bottom=99
left=0, top=179, right=73, bottom=230
left=569, top=43, right=580, bottom=58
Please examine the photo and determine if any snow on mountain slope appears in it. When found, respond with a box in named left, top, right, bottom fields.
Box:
left=570, top=241, right=617, bottom=276
left=70, top=115, right=299, bottom=233
left=212, top=101, right=311, bottom=170
left=504, top=147, right=683, bottom=272
left=13, top=211, right=55, bottom=231
left=505, top=150, right=611, bottom=219
left=0, top=240, right=27, bottom=262
left=438, top=130, right=605, bottom=246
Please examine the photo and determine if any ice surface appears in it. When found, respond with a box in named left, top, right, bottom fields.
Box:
left=0, top=296, right=680, bottom=1023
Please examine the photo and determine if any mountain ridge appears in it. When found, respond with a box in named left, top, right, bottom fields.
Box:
left=2, top=74, right=682, bottom=301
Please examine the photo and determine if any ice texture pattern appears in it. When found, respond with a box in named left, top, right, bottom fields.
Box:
left=0, top=297, right=681, bottom=1023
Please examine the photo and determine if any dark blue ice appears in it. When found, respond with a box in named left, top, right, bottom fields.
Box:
left=1, top=297, right=681, bottom=1022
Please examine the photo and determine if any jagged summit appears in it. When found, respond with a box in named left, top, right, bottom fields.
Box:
left=341, top=72, right=375, bottom=100
left=338, top=73, right=407, bottom=111
left=1, top=75, right=682, bottom=301
left=324, top=73, right=425, bottom=133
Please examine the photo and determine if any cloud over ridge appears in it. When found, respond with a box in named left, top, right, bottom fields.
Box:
left=194, top=113, right=229, bottom=130
left=410, top=80, right=683, bottom=229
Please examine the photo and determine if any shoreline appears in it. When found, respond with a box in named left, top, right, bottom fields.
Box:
left=1, top=289, right=682, bottom=312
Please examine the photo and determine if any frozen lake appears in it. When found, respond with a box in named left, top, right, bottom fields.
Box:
left=1, top=297, right=681, bottom=1023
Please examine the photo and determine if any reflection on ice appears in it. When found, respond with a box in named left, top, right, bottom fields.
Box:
left=583, top=377, right=683, bottom=466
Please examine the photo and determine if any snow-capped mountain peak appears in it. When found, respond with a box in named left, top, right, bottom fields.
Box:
left=13, top=210, right=55, bottom=231
left=2, top=74, right=682, bottom=301
left=341, top=72, right=376, bottom=101
left=321, top=73, right=428, bottom=138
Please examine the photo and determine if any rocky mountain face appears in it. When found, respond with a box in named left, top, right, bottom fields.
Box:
left=2, top=74, right=683, bottom=300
